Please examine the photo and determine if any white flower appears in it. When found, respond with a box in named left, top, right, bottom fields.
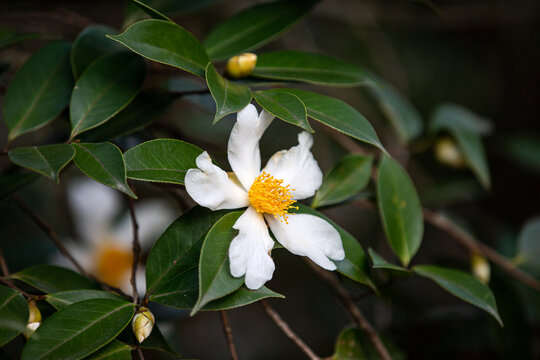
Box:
left=185, top=104, right=345, bottom=290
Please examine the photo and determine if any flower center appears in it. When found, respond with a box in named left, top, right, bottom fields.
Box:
left=94, top=243, right=133, bottom=288
left=248, top=172, right=297, bottom=223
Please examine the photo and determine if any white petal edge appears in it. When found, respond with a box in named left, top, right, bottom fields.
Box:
left=185, top=152, right=249, bottom=210
left=229, top=206, right=275, bottom=290
left=262, top=132, right=323, bottom=200
left=228, top=104, right=274, bottom=190
left=266, top=213, right=345, bottom=271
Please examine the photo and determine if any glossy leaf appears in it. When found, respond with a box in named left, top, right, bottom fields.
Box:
left=368, top=248, right=411, bottom=276
left=376, top=156, right=423, bottom=266
left=124, top=139, right=203, bottom=184
left=21, top=299, right=135, bottom=360
left=206, top=63, right=252, bottom=123
left=86, top=340, right=132, bottom=360
left=253, top=51, right=374, bottom=86
left=11, top=265, right=98, bottom=293
left=204, top=1, right=314, bottom=60
left=253, top=90, right=311, bottom=132
left=515, top=217, right=540, bottom=274
left=0, top=173, right=38, bottom=202
left=138, top=326, right=178, bottom=356
left=70, top=52, right=145, bottom=138
left=312, top=154, right=373, bottom=208
left=108, top=19, right=210, bottom=77
left=0, top=286, right=29, bottom=347
left=3, top=41, right=73, bottom=142
left=192, top=212, right=244, bottom=315
left=413, top=265, right=502, bottom=326
left=72, top=142, right=136, bottom=198
left=46, top=290, right=126, bottom=310
left=8, top=144, right=75, bottom=182
left=204, top=285, right=284, bottom=311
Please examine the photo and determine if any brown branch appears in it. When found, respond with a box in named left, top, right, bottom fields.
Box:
left=128, top=197, right=141, bottom=304
left=219, top=310, right=239, bottom=360
left=0, top=246, right=10, bottom=277
left=260, top=300, right=322, bottom=360
left=136, top=345, right=145, bottom=360
left=0, top=278, right=33, bottom=298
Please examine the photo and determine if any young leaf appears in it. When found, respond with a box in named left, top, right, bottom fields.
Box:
left=253, top=90, right=311, bottom=132
left=108, top=19, right=210, bottom=77
left=46, top=290, right=126, bottom=310
left=72, top=142, right=136, bottom=198
left=0, top=286, right=29, bottom=347
left=124, top=139, right=203, bottom=184
left=11, top=265, right=98, bottom=293
left=3, top=41, right=73, bottom=142
left=312, top=154, right=373, bottom=208
left=203, top=285, right=284, bottom=311
left=8, top=144, right=75, bottom=182
left=413, top=265, right=502, bottom=326
left=376, top=156, right=423, bottom=266
left=69, top=52, right=146, bottom=139
left=0, top=173, right=38, bottom=202
left=85, top=340, right=132, bottom=360
left=252, top=51, right=374, bottom=86
left=192, top=212, right=244, bottom=315
left=206, top=63, right=252, bottom=123
left=204, top=1, right=314, bottom=60
left=21, top=299, right=135, bottom=360
left=368, top=248, right=412, bottom=276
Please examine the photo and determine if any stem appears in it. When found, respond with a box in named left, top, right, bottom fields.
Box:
left=136, top=345, right=145, bottom=360
left=219, top=311, right=239, bottom=360
left=128, top=197, right=141, bottom=304
left=0, top=246, right=10, bottom=277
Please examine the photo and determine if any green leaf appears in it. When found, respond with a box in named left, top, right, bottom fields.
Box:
left=85, top=340, right=132, bottom=360
left=253, top=90, right=311, bottom=132
left=312, top=154, right=373, bottom=208
left=108, top=19, right=210, bottom=77
left=515, top=217, right=540, bottom=273
left=3, top=42, right=73, bottom=142
left=70, top=52, right=146, bottom=139
left=46, top=290, right=126, bottom=310
left=124, top=139, right=203, bottom=184
left=21, top=299, right=135, bottom=360
left=132, top=0, right=172, bottom=21
left=0, top=173, right=39, bottom=202
left=0, top=28, right=41, bottom=50
left=282, top=88, right=385, bottom=152
left=11, top=265, right=98, bottom=293
left=413, top=265, right=502, bottom=326
left=71, top=25, right=123, bottom=79
left=430, top=103, right=492, bottom=135
left=203, top=285, right=284, bottom=311
left=138, top=326, right=178, bottom=356
left=206, top=63, right=252, bottom=123
left=8, top=144, right=75, bottom=182
left=252, top=51, right=374, bottom=87
left=332, top=327, right=405, bottom=360
left=72, top=142, right=136, bottom=198
left=192, top=212, right=244, bottom=315
left=501, top=135, right=540, bottom=174
left=137, top=0, right=217, bottom=15
left=204, top=1, right=314, bottom=60
left=368, top=248, right=411, bottom=276
left=376, top=156, right=423, bottom=266
left=0, top=286, right=29, bottom=347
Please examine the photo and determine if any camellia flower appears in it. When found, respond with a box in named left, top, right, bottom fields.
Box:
left=185, top=104, right=345, bottom=290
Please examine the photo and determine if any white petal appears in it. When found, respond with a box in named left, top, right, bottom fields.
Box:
left=228, top=104, right=274, bottom=189
left=229, top=206, right=275, bottom=290
left=185, top=152, right=249, bottom=210
left=263, top=132, right=323, bottom=200
left=266, top=213, right=345, bottom=271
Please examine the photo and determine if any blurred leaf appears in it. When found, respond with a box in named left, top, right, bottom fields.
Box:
left=502, top=135, right=540, bottom=174
left=430, top=103, right=492, bottom=136
left=161, top=77, right=207, bottom=93
left=72, top=142, right=136, bottom=198
left=134, top=0, right=217, bottom=18
left=253, top=51, right=373, bottom=87
left=0, top=28, right=40, bottom=50
left=282, top=88, right=384, bottom=152
left=204, top=1, right=314, bottom=60
left=132, top=0, right=172, bottom=21
left=3, top=42, right=73, bottom=142
left=253, top=90, right=311, bottom=131
left=8, top=144, right=74, bottom=182
left=206, top=63, right=252, bottom=123
left=312, top=154, right=373, bottom=208
left=0, top=286, right=28, bottom=347
left=0, top=173, right=39, bottom=202
left=376, top=156, right=423, bottom=266
left=124, top=139, right=203, bottom=184
left=413, top=265, right=502, bottom=326
left=70, top=52, right=145, bottom=138
left=46, top=290, right=126, bottom=310
left=138, top=326, right=178, bottom=356
left=515, top=217, right=540, bottom=274
left=419, top=179, right=483, bottom=207
left=109, top=19, right=209, bottom=77
left=85, top=340, right=132, bottom=360
left=21, top=299, right=134, bottom=360
left=203, top=285, right=284, bottom=311
left=11, top=265, right=98, bottom=293
left=332, top=327, right=405, bottom=360
left=368, top=248, right=411, bottom=276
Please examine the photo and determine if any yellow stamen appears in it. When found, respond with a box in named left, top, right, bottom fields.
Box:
left=248, top=172, right=297, bottom=223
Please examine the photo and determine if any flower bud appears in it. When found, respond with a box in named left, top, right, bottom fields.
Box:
left=226, top=53, right=257, bottom=78
left=132, top=307, right=154, bottom=343
left=434, top=137, right=466, bottom=168
left=471, top=253, right=490, bottom=284
left=24, top=300, right=42, bottom=338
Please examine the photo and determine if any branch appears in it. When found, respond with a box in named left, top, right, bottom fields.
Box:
left=260, top=300, right=322, bottom=360
left=128, top=197, right=141, bottom=304
left=0, top=246, right=10, bottom=277
left=219, top=310, right=239, bottom=360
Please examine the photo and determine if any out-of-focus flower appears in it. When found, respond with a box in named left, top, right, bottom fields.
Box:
left=226, top=53, right=257, bottom=78
left=434, top=137, right=466, bottom=168
left=471, top=253, right=490, bottom=284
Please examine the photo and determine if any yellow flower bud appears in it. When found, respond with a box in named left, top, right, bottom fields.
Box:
left=471, top=253, right=490, bottom=284
left=132, top=307, right=155, bottom=343
left=225, top=53, right=257, bottom=78
left=24, top=300, right=42, bottom=338
left=434, top=137, right=466, bottom=168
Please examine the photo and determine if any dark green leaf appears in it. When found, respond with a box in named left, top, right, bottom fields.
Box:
left=70, top=52, right=145, bottom=138
left=46, top=290, right=126, bottom=310
left=139, top=326, right=178, bottom=356
left=0, top=173, right=39, bottom=202
left=0, top=286, right=29, bottom=347
left=413, top=265, right=502, bottom=326
left=132, top=0, right=172, bottom=21
left=0, top=28, right=40, bottom=50
left=515, top=217, right=540, bottom=274
left=108, top=19, right=209, bottom=77
left=21, top=299, right=134, bottom=360
left=85, top=340, right=132, bottom=360
left=333, top=327, right=405, bottom=360
left=253, top=90, right=311, bottom=132
left=72, top=142, right=136, bottom=198
left=9, top=144, right=75, bottom=182
left=141, top=0, right=218, bottom=14
left=124, top=139, right=203, bottom=184
left=376, top=156, right=423, bottom=266
left=11, top=265, right=98, bottom=293
left=501, top=135, right=540, bottom=174
left=368, top=248, right=411, bottom=276
left=3, top=42, right=73, bottom=142
left=203, top=285, right=284, bottom=311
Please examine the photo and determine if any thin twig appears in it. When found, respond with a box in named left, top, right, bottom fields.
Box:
left=0, top=246, right=10, bottom=277
left=0, top=278, right=33, bottom=298
left=128, top=197, right=141, bottom=304
left=260, top=300, right=322, bottom=360
left=136, top=345, right=145, bottom=360
left=219, top=310, right=239, bottom=360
